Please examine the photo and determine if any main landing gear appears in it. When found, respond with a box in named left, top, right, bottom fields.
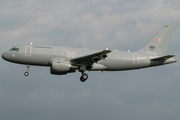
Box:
left=24, top=65, right=30, bottom=76
left=79, top=65, right=89, bottom=82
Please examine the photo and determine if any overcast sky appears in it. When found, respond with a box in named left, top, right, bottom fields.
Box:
left=0, top=0, right=180, bottom=120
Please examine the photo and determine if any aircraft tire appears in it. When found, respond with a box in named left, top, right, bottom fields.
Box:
left=24, top=72, right=29, bottom=76
left=82, top=74, right=88, bottom=80
left=80, top=74, right=88, bottom=82
left=80, top=77, right=85, bottom=82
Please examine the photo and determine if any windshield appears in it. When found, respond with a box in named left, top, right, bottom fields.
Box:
left=10, top=47, right=19, bottom=51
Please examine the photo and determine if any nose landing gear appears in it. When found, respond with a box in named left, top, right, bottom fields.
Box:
left=24, top=65, right=30, bottom=76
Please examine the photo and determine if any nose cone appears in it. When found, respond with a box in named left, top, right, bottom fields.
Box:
left=2, top=52, right=9, bottom=61
left=2, top=53, right=6, bottom=60
left=2, top=51, right=17, bottom=63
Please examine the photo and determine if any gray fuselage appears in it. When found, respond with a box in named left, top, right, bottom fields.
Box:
left=2, top=45, right=176, bottom=71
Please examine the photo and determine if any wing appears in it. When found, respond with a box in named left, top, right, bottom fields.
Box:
left=71, top=50, right=111, bottom=67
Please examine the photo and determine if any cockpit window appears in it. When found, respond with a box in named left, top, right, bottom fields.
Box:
left=10, top=47, right=19, bottom=51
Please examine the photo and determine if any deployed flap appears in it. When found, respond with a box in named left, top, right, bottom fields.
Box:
left=151, top=55, right=175, bottom=61
left=71, top=50, right=111, bottom=66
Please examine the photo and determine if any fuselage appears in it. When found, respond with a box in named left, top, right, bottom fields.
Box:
left=1, top=25, right=176, bottom=82
left=2, top=45, right=176, bottom=71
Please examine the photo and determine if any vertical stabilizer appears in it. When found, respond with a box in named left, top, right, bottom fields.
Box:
left=138, top=24, right=174, bottom=55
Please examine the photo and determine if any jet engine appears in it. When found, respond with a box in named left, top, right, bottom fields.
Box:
left=50, top=60, right=76, bottom=75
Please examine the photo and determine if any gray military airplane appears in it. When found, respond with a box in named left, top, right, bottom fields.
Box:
left=2, top=24, right=177, bottom=82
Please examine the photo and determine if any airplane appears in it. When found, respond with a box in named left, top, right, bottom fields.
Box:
left=2, top=24, right=177, bottom=82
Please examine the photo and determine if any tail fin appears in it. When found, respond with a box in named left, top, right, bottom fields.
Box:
left=138, top=24, right=175, bottom=56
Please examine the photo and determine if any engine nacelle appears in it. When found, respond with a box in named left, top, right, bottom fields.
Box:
left=52, top=60, right=71, bottom=72
left=51, top=60, right=76, bottom=75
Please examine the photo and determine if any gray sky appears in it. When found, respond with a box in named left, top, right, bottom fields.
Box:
left=0, top=0, right=180, bottom=120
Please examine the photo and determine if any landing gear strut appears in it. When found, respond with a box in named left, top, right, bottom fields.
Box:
left=24, top=65, right=30, bottom=76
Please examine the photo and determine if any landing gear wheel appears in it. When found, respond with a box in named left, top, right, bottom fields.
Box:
left=80, top=77, right=85, bottom=82
left=24, top=72, right=29, bottom=76
left=80, top=74, right=88, bottom=82
left=82, top=74, right=88, bottom=80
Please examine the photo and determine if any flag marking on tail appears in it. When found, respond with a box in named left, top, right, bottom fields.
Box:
left=156, top=38, right=161, bottom=42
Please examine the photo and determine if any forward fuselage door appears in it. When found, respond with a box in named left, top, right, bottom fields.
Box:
left=25, top=46, right=32, bottom=56
left=133, top=54, right=139, bottom=65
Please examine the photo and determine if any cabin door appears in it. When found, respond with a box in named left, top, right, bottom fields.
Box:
left=25, top=46, right=32, bottom=56
left=133, top=54, right=139, bottom=65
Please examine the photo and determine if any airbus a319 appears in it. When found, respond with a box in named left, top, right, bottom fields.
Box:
left=2, top=24, right=176, bottom=82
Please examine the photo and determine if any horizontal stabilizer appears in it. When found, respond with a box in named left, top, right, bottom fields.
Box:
left=151, top=55, right=175, bottom=61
